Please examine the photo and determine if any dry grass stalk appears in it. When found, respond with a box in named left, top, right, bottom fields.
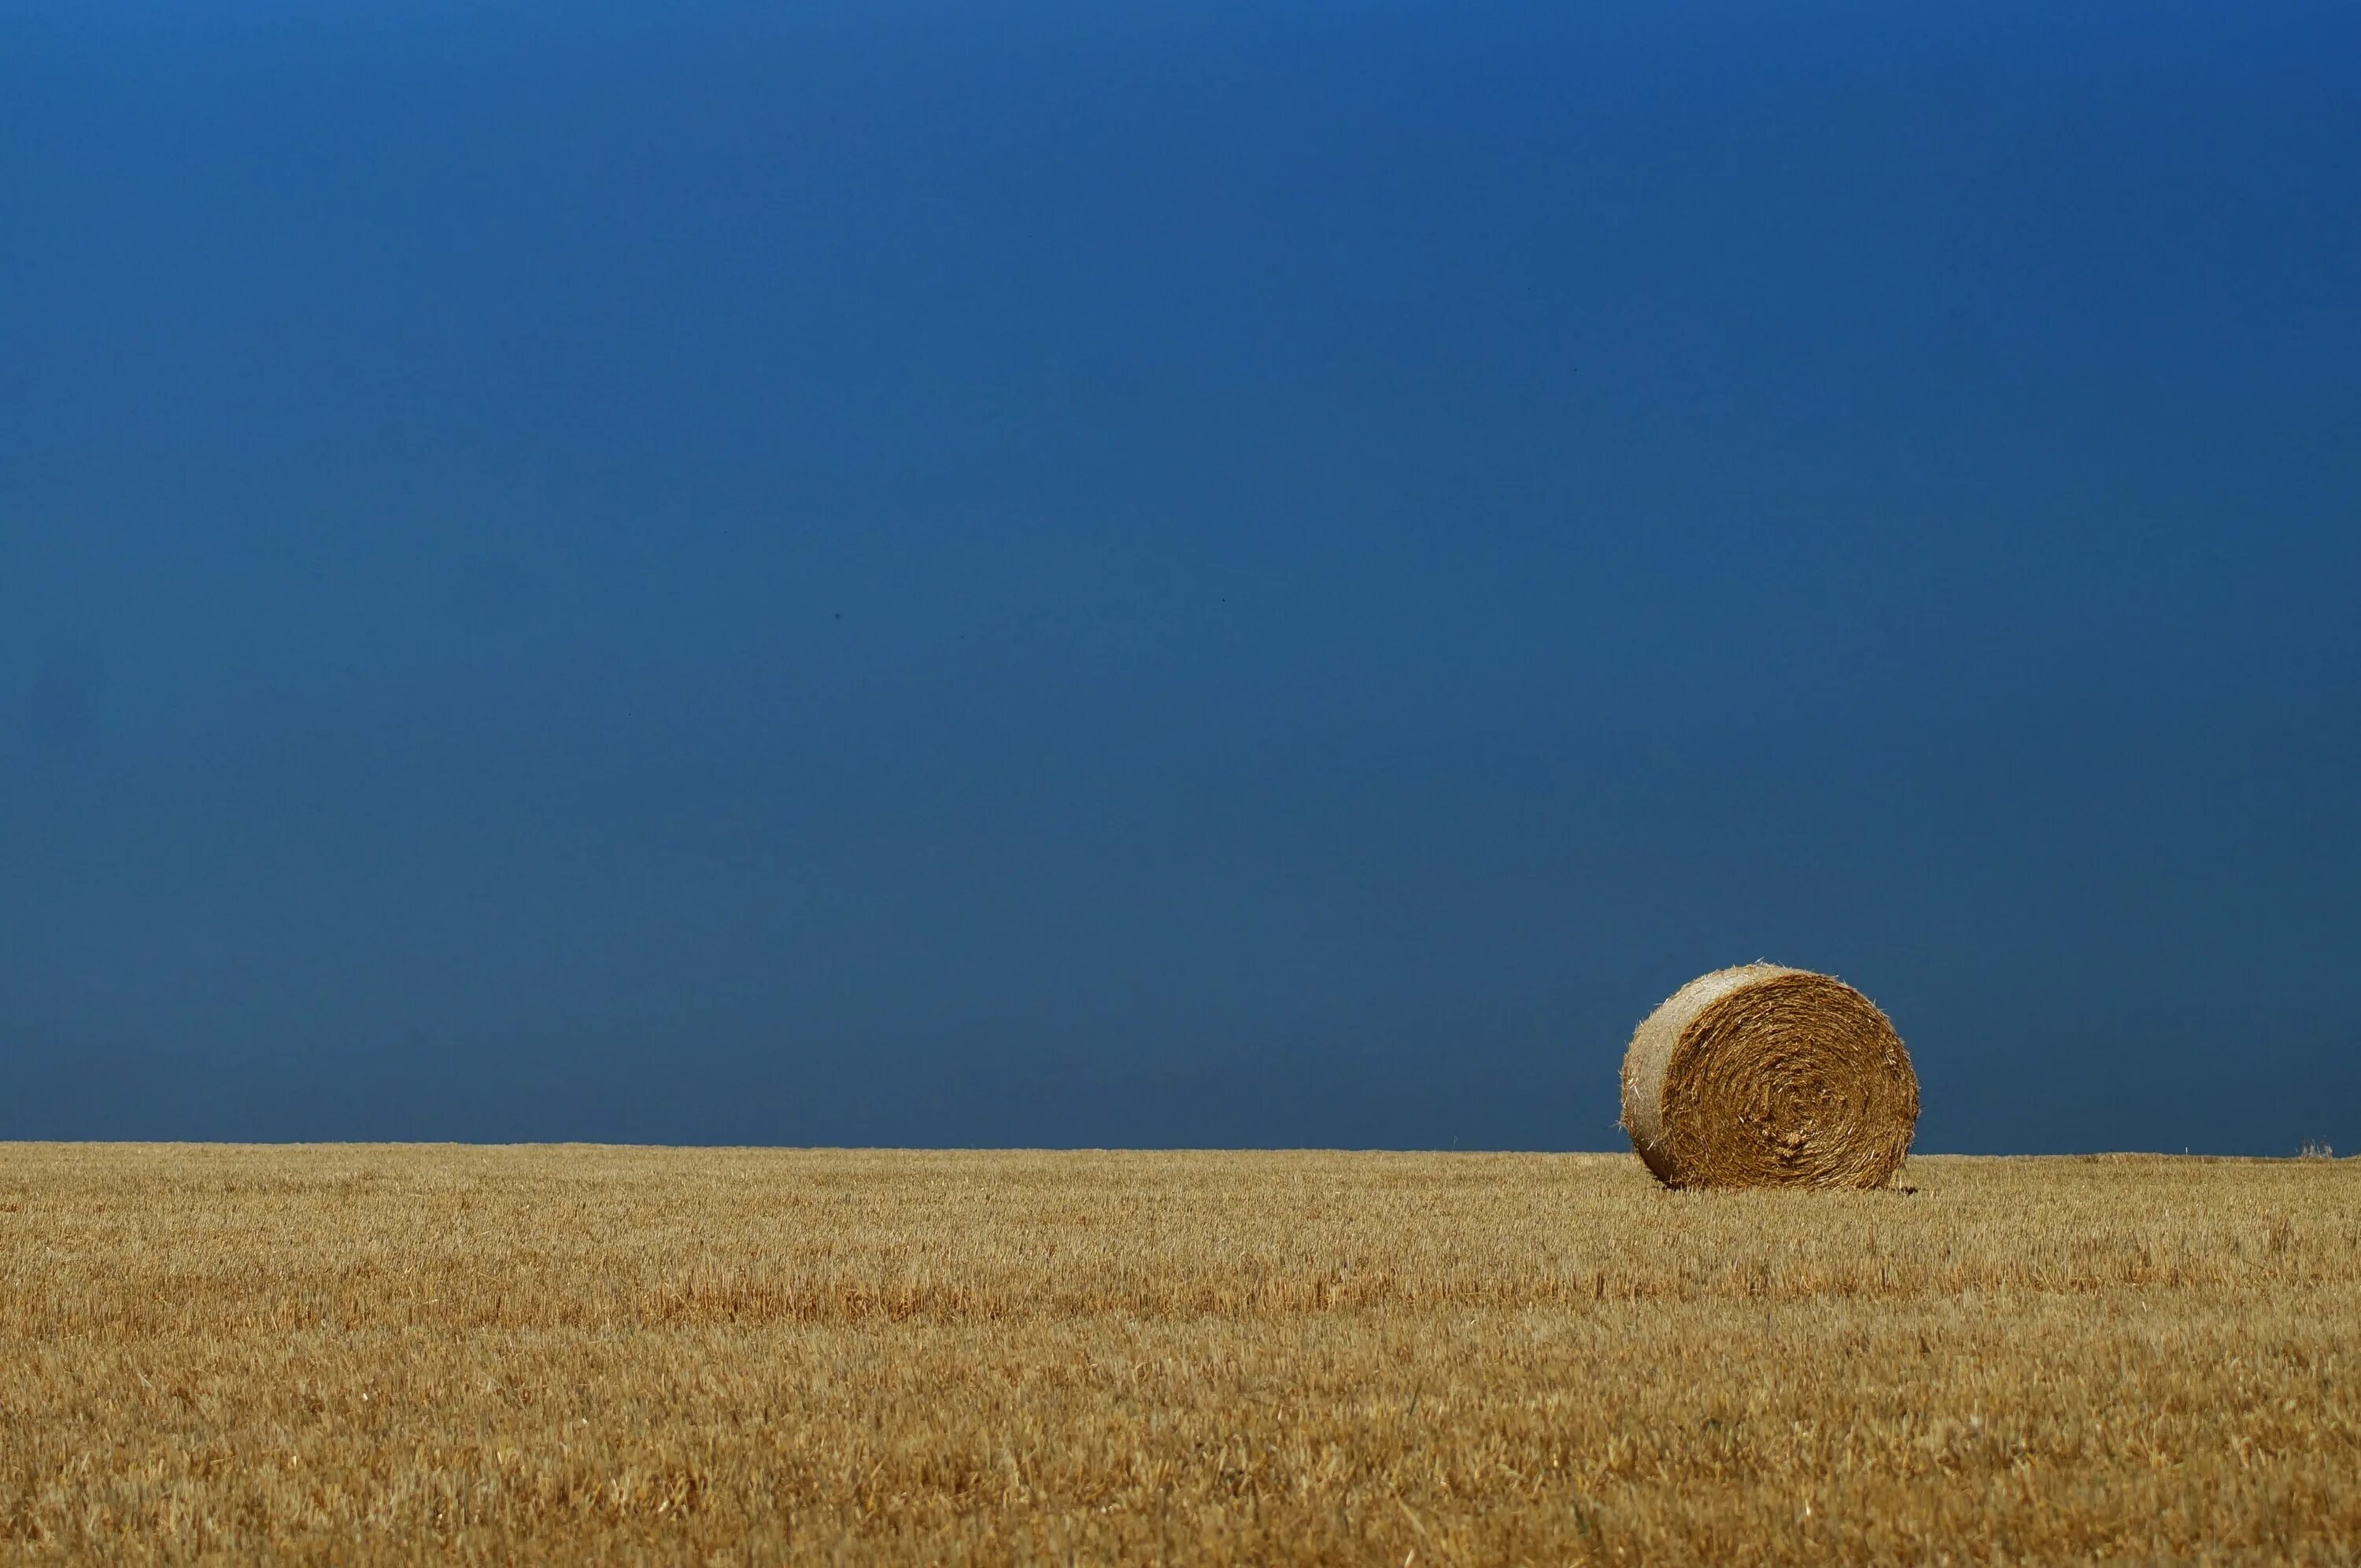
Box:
left=3, top=1146, right=2359, bottom=1565
left=1621, top=964, right=1918, bottom=1189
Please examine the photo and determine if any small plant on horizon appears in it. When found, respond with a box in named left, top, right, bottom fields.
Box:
left=2297, top=1140, right=2336, bottom=1160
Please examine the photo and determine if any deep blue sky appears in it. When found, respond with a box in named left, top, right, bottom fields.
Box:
left=5, top=2, right=2358, bottom=1152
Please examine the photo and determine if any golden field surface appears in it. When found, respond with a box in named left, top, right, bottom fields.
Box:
left=2, top=1146, right=2357, bottom=1565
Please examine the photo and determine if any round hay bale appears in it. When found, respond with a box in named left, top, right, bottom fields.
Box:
left=1620, top=964, right=1917, bottom=1190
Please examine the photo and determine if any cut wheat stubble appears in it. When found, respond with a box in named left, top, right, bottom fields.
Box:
left=1620, top=964, right=1919, bottom=1190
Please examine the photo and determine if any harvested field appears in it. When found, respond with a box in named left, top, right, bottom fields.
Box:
left=2, top=1146, right=2356, bottom=1565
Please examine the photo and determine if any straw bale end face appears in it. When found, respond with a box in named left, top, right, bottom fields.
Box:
left=1620, top=964, right=1918, bottom=1190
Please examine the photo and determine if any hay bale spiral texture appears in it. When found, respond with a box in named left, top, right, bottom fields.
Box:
left=1620, top=965, right=1917, bottom=1190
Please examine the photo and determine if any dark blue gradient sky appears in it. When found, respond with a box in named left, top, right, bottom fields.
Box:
left=6, top=2, right=2358, bottom=1150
